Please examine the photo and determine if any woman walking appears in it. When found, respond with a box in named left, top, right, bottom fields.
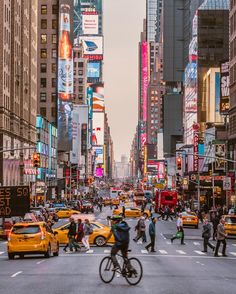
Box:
left=82, top=219, right=92, bottom=251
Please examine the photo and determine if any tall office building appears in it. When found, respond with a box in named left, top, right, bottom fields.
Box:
left=37, top=0, right=59, bottom=124
left=0, top=0, right=38, bottom=186
left=146, top=0, right=162, bottom=42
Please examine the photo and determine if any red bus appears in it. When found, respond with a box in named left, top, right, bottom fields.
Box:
left=155, top=190, right=177, bottom=211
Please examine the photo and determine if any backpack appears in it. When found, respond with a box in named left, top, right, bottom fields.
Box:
left=113, top=221, right=130, bottom=244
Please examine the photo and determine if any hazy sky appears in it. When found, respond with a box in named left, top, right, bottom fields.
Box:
left=103, top=0, right=146, bottom=161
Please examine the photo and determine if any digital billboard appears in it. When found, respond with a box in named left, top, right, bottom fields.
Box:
left=220, top=61, right=230, bottom=114
left=95, top=167, right=103, bottom=177
left=88, top=82, right=104, bottom=112
left=87, top=62, right=100, bottom=78
left=92, top=112, right=104, bottom=146
left=58, top=0, right=74, bottom=151
left=141, top=42, right=148, bottom=146
left=82, top=12, right=99, bottom=35
left=70, top=106, right=80, bottom=164
left=79, top=36, right=103, bottom=60
left=74, top=0, right=102, bottom=37
left=93, top=146, right=103, bottom=164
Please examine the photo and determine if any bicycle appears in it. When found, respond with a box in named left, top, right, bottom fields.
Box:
left=99, top=249, right=143, bottom=285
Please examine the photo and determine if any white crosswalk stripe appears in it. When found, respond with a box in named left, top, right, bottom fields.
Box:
left=232, top=244, right=236, bottom=247
left=159, top=250, right=168, bottom=254
left=86, top=250, right=94, bottom=254
left=194, top=250, right=206, bottom=255
left=0, top=252, right=4, bottom=255
left=141, top=249, right=148, bottom=254
left=176, top=250, right=186, bottom=255
left=103, top=250, right=110, bottom=254
left=193, top=242, right=200, bottom=246
left=166, top=241, right=171, bottom=245
left=229, top=252, right=236, bottom=256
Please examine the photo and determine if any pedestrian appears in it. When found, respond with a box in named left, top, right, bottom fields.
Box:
left=171, top=213, right=185, bottom=245
left=133, top=216, right=146, bottom=243
left=157, top=206, right=165, bottom=220
left=145, top=217, right=157, bottom=252
left=82, top=219, right=93, bottom=251
left=122, top=205, right=126, bottom=218
left=201, top=218, right=215, bottom=253
left=63, top=218, right=80, bottom=252
left=214, top=218, right=228, bottom=257
left=76, top=219, right=84, bottom=244
left=212, top=213, right=220, bottom=241
left=165, top=206, right=173, bottom=221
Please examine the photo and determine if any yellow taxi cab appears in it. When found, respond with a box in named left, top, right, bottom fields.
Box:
left=112, top=207, right=150, bottom=218
left=53, top=221, right=114, bottom=246
left=7, top=222, right=59, bottom=260
left=55, top=208, right=80, bottom=219
left=103, top=198, right=111, bottom=206
left=119, top=193, right=128, bottom=202
left=222, top=215, right=236, bottom=236
left=111, top=198, right=120, bottom=206
left=182, top=211, right=199, bottom=229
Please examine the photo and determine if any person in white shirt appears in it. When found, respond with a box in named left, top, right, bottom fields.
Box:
left=171, top=214, right=185, bottom=245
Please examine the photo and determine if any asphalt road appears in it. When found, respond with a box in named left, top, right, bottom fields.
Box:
left=0, top=207, right=236, bottom=294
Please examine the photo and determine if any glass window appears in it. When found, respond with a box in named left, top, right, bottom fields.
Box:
left=51, top=93, right=57, bottom=102
left=78, top=62, right=84, bottom=68
left=41, top=34, right=47, bottom=44
left=51, top=107, right=56, bottom=117
left=40, top=78, right=47, bottom=88
left=78, top=78, right=83, bottom=84
left=52, top=19, right=57, bottom=29
left=40, top=63, right=47, bottom=73
left=52, top=49, right=57, bottom=58
left=78, top=94, right=83, bottom=100
left=41, top=49, right=47, bottom=58
left=40, top=93, right=47, bottom=102
left=52, top=78, right=56, bottom=88
left=79, top=86, right=83, bottom=93
left=40, top=107, right=47, bottom=117
left=52, top=5, right=58, bottom=14
left=52, top=34, right=57, bottom=44
left=51, top=63, right=57, bottom=73
left=41, top=19, right=47, bottom=29
left=41, top=5, right=47, bottom=15
left=12, top=225, right=40, bottom=234
left=78, top=70, right=83, bottom=75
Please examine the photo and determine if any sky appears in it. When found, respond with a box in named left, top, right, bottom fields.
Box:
left=103, top=0, right=146, bottom=162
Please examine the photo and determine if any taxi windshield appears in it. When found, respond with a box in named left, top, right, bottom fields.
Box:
left=225, top=217, right=236, bottom=224
left=12, top=225, right=40, bottom=234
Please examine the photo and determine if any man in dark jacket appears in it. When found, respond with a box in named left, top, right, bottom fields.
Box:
left=212, top=213, right=220, bottom=241
left=145, top=217, right=157, bottom=252
left=65, top=218, right=80, bottom=252
left=214, top=218, right=228, bottom=257
left=202, top=218, right=215, bottom=253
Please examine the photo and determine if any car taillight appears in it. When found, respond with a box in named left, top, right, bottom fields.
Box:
left=8, top=232, right=11, bottom=241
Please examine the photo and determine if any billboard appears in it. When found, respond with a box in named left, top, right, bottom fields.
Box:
left=70, top=106, right=80, bottom=164
left=58, top=0, right=74, bottom=151
left=87, top=62, right=100, bottom=78
left=0, top=186, right=30, bottom=217
left=92, top=112, right=104, bottom=146
left=215, top=143, right=225, bottom=171
left=94, top=146, right=103, bottom=164
left=88, top=82, right=104, bottom=112
left=220, top=61, right=230, bottom=114
left=79, top=36, right=103, bottom=60
left=74, top=0, right=102, bottom=37
left=82, top=12, right=99, bottom=35
left=141, top=42, right=148, bottom=146
left=95, top=167, right=103, bottom=177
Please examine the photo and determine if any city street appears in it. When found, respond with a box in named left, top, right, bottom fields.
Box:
left=0, top=207, right=236, bottom=294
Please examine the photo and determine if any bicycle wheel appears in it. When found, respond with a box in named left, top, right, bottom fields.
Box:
left=125, top=257, right=143, bottom=286
left=99, top=256, right=115, bottom=283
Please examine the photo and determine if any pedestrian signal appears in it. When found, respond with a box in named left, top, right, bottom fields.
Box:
left=176, top=157, right=182, bottom=170
left=32, top=152, right=40, bottom=168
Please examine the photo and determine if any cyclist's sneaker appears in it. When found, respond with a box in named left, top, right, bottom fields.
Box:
left=112, top=265, right=119, bottom=272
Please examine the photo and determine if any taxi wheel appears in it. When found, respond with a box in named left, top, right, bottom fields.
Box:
left=44, top=244, right=51, bottom=258
left=95, top=236, right=106, bottom=247
left=8, top=253, right=14, bottom=260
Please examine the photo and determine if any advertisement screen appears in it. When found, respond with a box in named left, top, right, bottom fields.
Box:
left=93, top=146, right=103, bottom=164
left=88, top=82, right=104, bottom=112
left=220, top=61, right=230, bottom=114
left=82, top=12, right=98, bottom=35
left=70, top=106, right=80, bottom=164
left=141, top=42, right=148, bottom=146
left=92, top=112, right=104, bottom=146
left=87, top=62, right=100, bottom=78
left=58, top=0, right=74, bottom=151
left=95, top=167, right=103, bottom=177
left=79, top=36, right=103, bottom=60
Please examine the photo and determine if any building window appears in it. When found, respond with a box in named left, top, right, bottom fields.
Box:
left=52, top=19, right=57, bottom=29
left=51, top=93, right=57, bottom=102
left=41, top=5, right=47, bottom=14
left=40, top=63, right=47, bottom=73
left=41, top=34, right=47, bottom=44
left=41, top=78, right=47, bottom=88
left=78, top=94, right=83, bottom=100
left=41, top=49, right=47, bottom=58
left=78, top=78, right=83, bottom=84
left=52, top=5, right=58, bottom=14
left=40, top=107, right=47, bottom=117
left=78, top=70, right=83, bottom=75
left=78, top=62, right=84, bottom=68
left=79, top=86, right=83, bottom=93
left=52, top=78, right=56, bottom=88
left=51, top=63, right=57, bottom=73
left=40, top=93, right=47, bottom=102
left=52, top=49, right=57, bottom=58
left=52, top=34, right=57, bottom=44
left=41, top=19, right=47, bottom=29
left=51, top=107, right=56, bottom=117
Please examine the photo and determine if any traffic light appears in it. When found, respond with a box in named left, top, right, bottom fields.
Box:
left=176, top=156, right=182, bottom=170
left=32, top=152, right=40, bottom=168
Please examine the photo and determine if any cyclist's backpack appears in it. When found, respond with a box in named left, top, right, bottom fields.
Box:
left=114, top=221, right=130, bottom=244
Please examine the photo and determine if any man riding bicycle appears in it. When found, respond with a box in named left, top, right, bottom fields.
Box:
left=106, top=215, right=131, bottom=271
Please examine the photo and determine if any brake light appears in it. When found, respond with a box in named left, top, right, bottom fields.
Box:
left=8, top=232, right=11, bottom=241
